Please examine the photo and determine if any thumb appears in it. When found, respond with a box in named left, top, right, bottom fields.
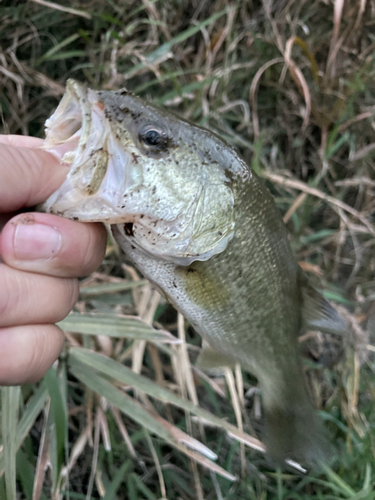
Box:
left=0, top=135, right=67, bottom=212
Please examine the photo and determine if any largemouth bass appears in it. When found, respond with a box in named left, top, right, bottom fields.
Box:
left=41, top=79, right=347, bottom=464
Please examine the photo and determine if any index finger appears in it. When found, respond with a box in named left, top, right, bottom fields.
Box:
left=0, top=135, right=67, bottom=212
left=0, top=135, right=45, bottom=149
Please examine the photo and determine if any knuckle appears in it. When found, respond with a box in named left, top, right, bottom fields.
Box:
left=76, top=223, right=106, bottom=276
left=57, top=222, right=106, bottom=278
left=0, top=265, right=20, bottom=320
left=54, top=278, right=78, bottom=322
left=27, top=326, right=48, bottom=375
left=65, top=277, right=79, bottom=311
left=22, top=325, right=65, bottom=383
left=0, top=265, right=78, bottom=327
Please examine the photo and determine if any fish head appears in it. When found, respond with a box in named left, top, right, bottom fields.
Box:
left=42, top=79, right=249, bottom=264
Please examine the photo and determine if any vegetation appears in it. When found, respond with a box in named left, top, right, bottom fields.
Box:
left=1, top=0, right=375, bottom=498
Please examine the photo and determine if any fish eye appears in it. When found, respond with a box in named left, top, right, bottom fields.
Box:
left=139, top=124, right=168, bottom=152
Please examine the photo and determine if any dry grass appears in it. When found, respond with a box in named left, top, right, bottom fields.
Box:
left=1, top=0, right=375, bottom=498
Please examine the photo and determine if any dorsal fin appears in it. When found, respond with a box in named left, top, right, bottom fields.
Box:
left=299, top=271, right=348, bottom=336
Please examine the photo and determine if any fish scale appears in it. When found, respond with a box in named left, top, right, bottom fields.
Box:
left=41, top=79, right=348, bottom=465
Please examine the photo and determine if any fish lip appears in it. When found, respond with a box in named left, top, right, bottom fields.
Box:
left=40, top=79, right=136, bottom=222
left=63, top=79, right=92, bottom=163
left=40, top=79, right=96, bottom=218
left=43, top=79, right=91, bottom=163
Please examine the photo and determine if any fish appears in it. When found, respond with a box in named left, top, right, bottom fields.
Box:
left=41, top=79, right=348, bottom=464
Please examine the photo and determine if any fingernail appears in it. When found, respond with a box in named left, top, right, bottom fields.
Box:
left=14, top=223, right=62, bottom=260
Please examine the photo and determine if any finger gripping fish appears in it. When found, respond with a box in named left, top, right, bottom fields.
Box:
left=42, top=79, right=347, bottom=464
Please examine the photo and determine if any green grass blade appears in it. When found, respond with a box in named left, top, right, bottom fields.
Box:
left=0, top=477, right=6, bottom=500
left=44, top=368, right=68, bottom=480
left=299, top=229, right=336, bottom=243
left=16, top=449, right=35, bottom=500
left=68, top=348, right=263, bottom=453
left=321, top=464, right=356, bottom=497
left=69, top=357, right=235, bottom=480
left=321, top=290, right=352, bottom=306
left=58, top=313, right=179, bottom=343
left=155, top=76, right=217, bottom=105
left=131, top=473, right=158, bottom=500
left=325, top=131, right=351, bottom=160
left=70, top=359, right=178, bottom=443
left=1, top=386, right=20, bottom=500
left=0, top=383, right=48, bottom=475
left=349, top=488, right=375, bottom=500
left=127, top=475, right=137, bottom=500
left=42, top=50, right=87, bottom=61
left=124, top=7, right=228, bottom=78
left=16, top=384, right=49, bottom=449
left=102, top=460, right=132, bottom=500
left=79, top=280, right=148, bottom=296
left=37, top=33, right=80, bottom=64
left=362, top=463, right=372, bottom=490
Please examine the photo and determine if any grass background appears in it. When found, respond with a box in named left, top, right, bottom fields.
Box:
left=1, top=0, right=375, bottom=498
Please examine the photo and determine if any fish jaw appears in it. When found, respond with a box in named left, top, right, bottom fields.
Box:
left=41, top=80, right=242, bottom=265
left=41, top=79, right=143, bottom=223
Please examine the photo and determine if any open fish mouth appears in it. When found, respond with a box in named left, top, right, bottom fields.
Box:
left=41, top=79, right=139, bottom=223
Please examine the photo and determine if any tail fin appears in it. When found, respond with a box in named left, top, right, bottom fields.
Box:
left=264, top=400, right=330, bottom=466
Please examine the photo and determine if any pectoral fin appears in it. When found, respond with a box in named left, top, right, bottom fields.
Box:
left=196, top=342, right=236, bottom=374
left=301, top=281, right=348, bottom=336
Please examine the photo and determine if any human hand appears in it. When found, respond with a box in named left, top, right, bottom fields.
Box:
left=0, top=135, right=107, bottom=385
